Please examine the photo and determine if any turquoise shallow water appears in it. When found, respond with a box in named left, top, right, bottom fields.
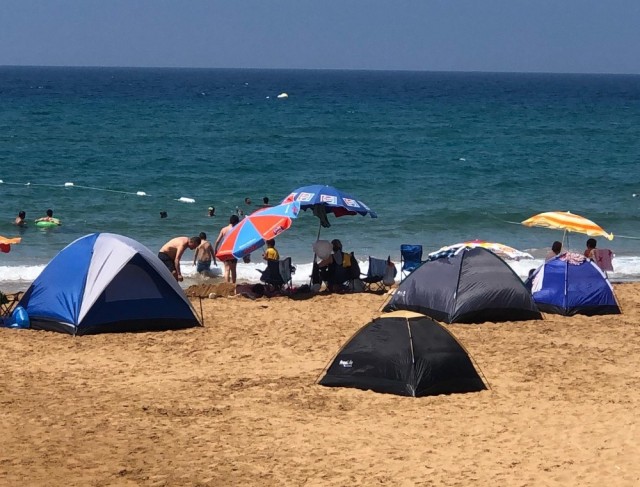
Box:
left=1, top=67, right=639, bottom=291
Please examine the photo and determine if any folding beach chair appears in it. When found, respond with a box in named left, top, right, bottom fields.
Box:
left=319, top=251, right=360, bottom=292
left=278, top=257, right=296, bottom=292
left=259, top=257, right=296, bottom=293
left=362, top=256, right=392, bottom=292
left=400, top=244, right=424, bottom=282
left=0, top=291, right=23, bottom=319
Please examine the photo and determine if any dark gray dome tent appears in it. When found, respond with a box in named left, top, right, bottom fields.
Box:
left=384, top=247, right=541, bottom=324
left=319, top=311, right=486, bottom=397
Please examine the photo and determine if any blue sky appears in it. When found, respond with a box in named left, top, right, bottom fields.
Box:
left=1, top=0, right=639, bottom=74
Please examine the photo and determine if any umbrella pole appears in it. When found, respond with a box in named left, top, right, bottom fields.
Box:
left=310, top=221, right=322, bottom=286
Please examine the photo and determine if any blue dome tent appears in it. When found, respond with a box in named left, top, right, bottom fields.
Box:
left=526, top=255, right=621, bottom=316
left=19, top=233, right=201, bottom=335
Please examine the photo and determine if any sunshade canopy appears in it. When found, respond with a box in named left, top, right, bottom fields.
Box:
left=282, top=184, right=377, bottom=219
left=522, top=211, right=613, bottom=240
left=216, top=202, right=300, bottom=261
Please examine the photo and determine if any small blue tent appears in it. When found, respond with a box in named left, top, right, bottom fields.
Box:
left=19, top=233, right=201, bottom=335
left=526, top=255, right=620, bottom=316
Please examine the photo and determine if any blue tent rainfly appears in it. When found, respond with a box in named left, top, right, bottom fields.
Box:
left=19, top=233, right=201, bottom=335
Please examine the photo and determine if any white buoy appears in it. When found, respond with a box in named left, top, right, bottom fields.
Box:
left=136, top=191, right=147, bottom=196
left=64, top=182, right=74, bottom=187
left=178, top=197, right=195, bottom=204
left=0, top=180, right=3, bottom=184
left=277, top=93, right=288, bottom=99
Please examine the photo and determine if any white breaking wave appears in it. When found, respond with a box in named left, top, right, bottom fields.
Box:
left=0, top=265, right=45, bottom=283
left=3, top=256, right=640, bottom=293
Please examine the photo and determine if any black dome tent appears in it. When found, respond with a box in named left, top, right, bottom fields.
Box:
left=384, top=247, right=541, bottom=324
left=319, top=311, right=486, bottom=397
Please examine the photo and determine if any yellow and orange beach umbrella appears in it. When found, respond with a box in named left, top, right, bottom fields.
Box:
left=521, top=211, right=613, bottom=241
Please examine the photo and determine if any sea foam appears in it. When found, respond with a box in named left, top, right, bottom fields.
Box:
left=2, top=255, right=639, bottom=295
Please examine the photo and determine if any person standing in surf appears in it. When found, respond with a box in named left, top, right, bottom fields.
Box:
left=214, top=214, right=240, bottom=284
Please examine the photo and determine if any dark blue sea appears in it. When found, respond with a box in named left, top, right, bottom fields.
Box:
left=1, top=66, right=639, bottom=291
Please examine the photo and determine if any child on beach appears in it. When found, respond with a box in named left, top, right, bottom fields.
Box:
left=193, top=232, right=216, bottom=275
left=584, top=238, right=597, bottom=259
left=262, top=239, right=279, bottom=262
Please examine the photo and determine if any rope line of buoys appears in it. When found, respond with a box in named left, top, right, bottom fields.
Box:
left=0, top=179, right=197, bottom=204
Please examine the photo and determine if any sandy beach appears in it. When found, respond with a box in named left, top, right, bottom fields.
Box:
left=1, top=282, right=640, bottom=486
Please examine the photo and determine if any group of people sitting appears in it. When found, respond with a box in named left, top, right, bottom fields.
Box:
left=545, top=238, right=614, bottom=273
left=309, top=239, right=367, bottom=292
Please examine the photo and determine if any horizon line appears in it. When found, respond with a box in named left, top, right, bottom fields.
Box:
left=1, top=64, right=639, bottom=77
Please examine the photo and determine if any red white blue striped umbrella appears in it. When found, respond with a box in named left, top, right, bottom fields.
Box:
left=215, top=202, right=300, bottom=261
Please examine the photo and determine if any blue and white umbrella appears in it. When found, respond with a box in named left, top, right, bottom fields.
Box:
left=281, top=184, right=377, bottom=228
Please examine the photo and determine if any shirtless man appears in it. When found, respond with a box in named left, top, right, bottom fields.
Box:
left=193, top=232, right=216, bottom=274
left=158, top=236, right=201, bottom=282
left=35, top=209, right=60, bottom=224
